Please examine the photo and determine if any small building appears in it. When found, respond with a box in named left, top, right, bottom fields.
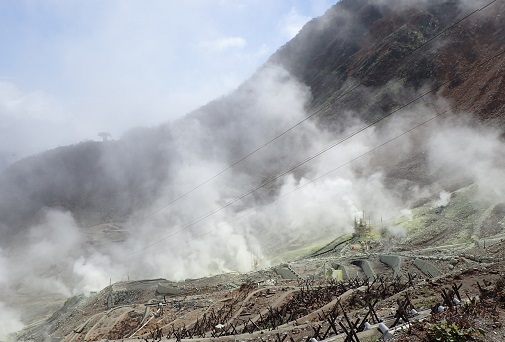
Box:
left=354, top=211, right=372, bottom=237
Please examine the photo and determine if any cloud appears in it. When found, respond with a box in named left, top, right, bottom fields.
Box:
left=0, top=1, right=341, bottom=171
left=0, top=81, right=84, bottom=166
left=198, top=36, right=247, bottom=51
left=1, top=1, right=323, bottom=167
left=0, top=82, right=64, bottom=122
left=279, top=8, right=311, bottom=39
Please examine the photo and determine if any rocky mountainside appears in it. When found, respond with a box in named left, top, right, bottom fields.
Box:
left=15, top=222, right=505, bottom=341
left=272, top=0, right=505, bottom=125
left=0, top=129, right=174, bottom=236
left=2, top=0, right=505, bottom=341
left=0, top=0, right=504, bottom=241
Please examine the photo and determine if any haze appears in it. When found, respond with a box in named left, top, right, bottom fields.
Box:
left=0, top=0, right=335, bottom=169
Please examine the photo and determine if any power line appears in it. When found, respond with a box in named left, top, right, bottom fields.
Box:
left=123, top=0, right=500, bottom=228
left=133, top=47, right=505, bottom=254
left=158, top=110, right=447, bottom=256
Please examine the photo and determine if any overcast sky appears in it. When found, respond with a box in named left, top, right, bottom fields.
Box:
left=0, top=0, right=336, bottom=168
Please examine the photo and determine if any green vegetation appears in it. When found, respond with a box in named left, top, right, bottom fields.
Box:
left=398, top=184, right=501, bottom=246
left=269, top=235, right=341, bottom=263
left=428, top=321, right=476, bottom=342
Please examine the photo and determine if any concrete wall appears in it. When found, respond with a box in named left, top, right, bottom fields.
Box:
left=380, top=255, right=402, bottom=277
left=274, top=267, right=298, bottom=279
left=413, top=259, right=442, bottom=278
left=351, top=260, right=376, bottom=281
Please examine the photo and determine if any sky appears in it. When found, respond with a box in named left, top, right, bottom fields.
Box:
left=0, top=0, right=336, bottom=168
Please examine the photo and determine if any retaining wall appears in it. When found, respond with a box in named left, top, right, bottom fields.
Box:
left=379, top=255, right=402, bottom=277
left=351, top=260, right=376, bottom=281
left=413, top=259, right=442, bottom=278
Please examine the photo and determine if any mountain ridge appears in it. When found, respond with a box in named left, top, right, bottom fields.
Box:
left=2, top=1, right=505, bottom=340
left=2, top=0, right=504, bottom=239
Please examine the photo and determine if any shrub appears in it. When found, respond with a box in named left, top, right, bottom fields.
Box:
left=428, top=321, right=475, bottom=341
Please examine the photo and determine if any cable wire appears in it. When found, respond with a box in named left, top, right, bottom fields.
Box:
left=158, top=110, right=447, bottom=256
left=123, top=0, right=501, bottom=229
left=133, top=47, right=505, bottom=254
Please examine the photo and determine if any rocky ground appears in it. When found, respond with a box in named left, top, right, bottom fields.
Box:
left=12, top=227, right=505, bottom=342
left=8, top=183, right=505, bottom=342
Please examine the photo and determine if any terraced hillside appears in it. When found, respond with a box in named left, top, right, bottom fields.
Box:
left=15, top=215, right=505, bottom=342
left=3, top=0, right=505, bottom=340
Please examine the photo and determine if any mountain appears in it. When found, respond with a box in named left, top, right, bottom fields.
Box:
left=0, top=128, right=174, bottom=237
left=2, top=0, right=505, bottom=340
left=1, top=0, right=503, bottom=242
left=273, top=0, right=505, bottom=124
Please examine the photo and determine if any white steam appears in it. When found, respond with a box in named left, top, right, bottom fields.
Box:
left=427, top=120, right=505, bottom=202
left=1, top=51, right=505, bottom=341
left=432, top=191, right=451, bottom=208
left=0, top=302, right=24, bottom=341
left=2, top=65, right=503, bottom=296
